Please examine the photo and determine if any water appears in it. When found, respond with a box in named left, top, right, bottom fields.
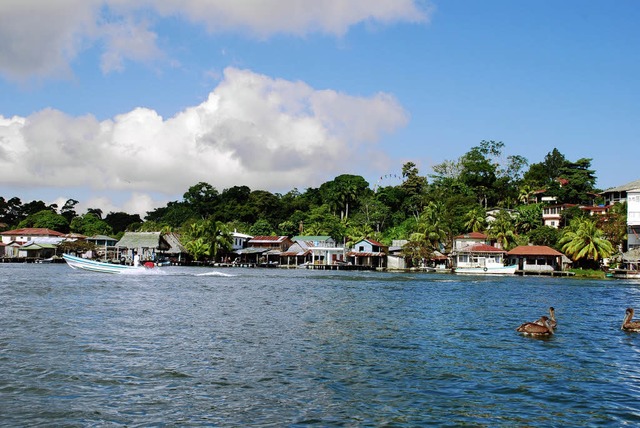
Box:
left=2, top=264, right=640, bottom=426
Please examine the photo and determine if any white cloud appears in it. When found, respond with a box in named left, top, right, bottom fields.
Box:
left=0, top=0, right=431, bottom=80
left=0, top=67, right=408, bottom=214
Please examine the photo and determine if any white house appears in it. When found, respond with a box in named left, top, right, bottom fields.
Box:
left=628, top=188, right=640, bottom=250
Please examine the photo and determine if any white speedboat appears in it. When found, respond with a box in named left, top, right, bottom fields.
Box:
left=63, top=254, right=152, bottom=274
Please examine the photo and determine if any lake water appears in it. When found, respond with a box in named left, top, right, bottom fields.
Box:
left=2, top=263, right=640, bottom=426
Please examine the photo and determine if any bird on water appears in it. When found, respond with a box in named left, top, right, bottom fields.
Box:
left=621, top=307, right=640, bottom=332
left=516, top=315, right=554, bottom=336
left=534, top=307, right=557, bottom=330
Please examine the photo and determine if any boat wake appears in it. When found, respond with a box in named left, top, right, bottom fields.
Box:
left=195, top=271, right=236, bottom=277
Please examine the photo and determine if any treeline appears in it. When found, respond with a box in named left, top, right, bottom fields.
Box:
left=0, top=141, right=626, bottom=267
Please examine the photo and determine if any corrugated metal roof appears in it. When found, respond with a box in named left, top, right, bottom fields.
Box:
left=115, top=232, right=170, bottom=250
left=249, top=236, right=288, bottom=243
left=603, top=179, right=640, bottom=193
left=1, top=228, right=65, bottom=237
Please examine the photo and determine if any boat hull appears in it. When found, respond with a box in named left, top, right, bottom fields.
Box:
left=454, top=265, right=518, bottom=275
left=63, top=254, right=147, bottom=274
left=609, top=269, right=640, bottom=279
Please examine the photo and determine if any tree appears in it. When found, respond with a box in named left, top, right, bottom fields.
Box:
left=185, top=237, right=210, bottom=262
left=528, top=226, right=560, bottom=247
left=183, top=182, right=219, bottom=219
left=401, top=162, right=428, bottom=220
left=106, top=211, right=144, bottom=234
left=416, top=201, right=449, bottom=251
left=60, top=199, right=79, bottom=223
left=250, top=219, right=274, bottom=236
left=70, top=213, right=114, bottom=236
left=597, top=202, right=627, bottom=253
left=464, top=206, right=486, bottom=233
left=488, top=210, right=518, bottom=250
left=558, top=217, right=614, bottom=268
left=17, top=210, right=69, bottom=232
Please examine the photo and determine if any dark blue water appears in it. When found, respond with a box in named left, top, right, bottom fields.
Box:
left=2, top=263, right=640, bottom=426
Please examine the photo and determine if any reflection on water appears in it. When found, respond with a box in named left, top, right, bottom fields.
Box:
left=2, top=263, right=640, bottom=426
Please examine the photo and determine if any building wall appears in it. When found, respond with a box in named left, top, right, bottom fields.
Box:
left=629, top=190, right=640, bottom=249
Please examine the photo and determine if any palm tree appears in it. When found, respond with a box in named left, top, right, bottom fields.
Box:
left=488, top=210, right=518, bottom=250
left=464, top=206, right=486, bottom=233
left=518, top=184, right=535, bottom=205
left=558, top=218, right=614, bottom=268
left=210, top=221, right=233, bottom=261
left=423, top=203, right=448, bottom=250
left=185, top=237, right=210, bottom=261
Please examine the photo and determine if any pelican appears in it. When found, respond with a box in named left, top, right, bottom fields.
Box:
left=621, top=307, right=640, bottom=332
left=516, top=316, right=554, bottom=336
left=535, top=307, right=557, bottom=330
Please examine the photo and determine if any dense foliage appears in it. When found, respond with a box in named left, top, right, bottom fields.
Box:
left=0, top=144, right=627, bottom=266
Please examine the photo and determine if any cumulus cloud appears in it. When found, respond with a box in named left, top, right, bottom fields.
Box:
left=0, top=0, right=430, bottom=81
left=0, top=67, right=408, bottom=214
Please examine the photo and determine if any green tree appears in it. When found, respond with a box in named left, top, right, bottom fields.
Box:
left=558, top=217, right=614, bottom=268
left=183, top=182, right=219, bottom=219
left=463, top=206, right=487, bottom=233
left=17, top=210, right=69, bottom=232
left=528, top=226, right=560, bottom=247
left=70, top=213, right=114, bottom=236
left=250, top=219, right=274, bottom=236
left=488, top=210, right=518, bottom=250
left=60, top=199, right=79, bottom=224
left=185, top=237, right=210, bottom=262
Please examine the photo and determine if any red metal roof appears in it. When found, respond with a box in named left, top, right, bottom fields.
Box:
left=507, top=245, right=563, bottom=256
left=1, top=228, right=65, bottom=237
left=249, top=236, right=287, bottom=242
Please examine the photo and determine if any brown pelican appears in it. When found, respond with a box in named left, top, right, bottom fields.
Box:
left=621, top=308, right=640, bottom=332
left=535, top=307, right=557, bottom=330
left=516, top=316, right=554, bottom=336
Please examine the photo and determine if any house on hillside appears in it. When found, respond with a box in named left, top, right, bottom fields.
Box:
left=347, top=239, right=387, bottom=269
left=601, top=179, right=640, bottom=250
left=453, top=232, right=489, bottom=250
left=506, top=245, right=565, bottom=273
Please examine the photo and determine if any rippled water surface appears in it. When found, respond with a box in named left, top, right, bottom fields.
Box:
left=2, top=263, right=640, bottom=426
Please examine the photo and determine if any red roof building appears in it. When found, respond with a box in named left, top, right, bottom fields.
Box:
left=506, top=245, right=565, bottom=272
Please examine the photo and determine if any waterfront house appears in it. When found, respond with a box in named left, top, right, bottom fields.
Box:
left=1, top=228, right=67, bottom=259
left=453, top=243, right=508, bottom=271
left=237, top=236, right=294, bottom=265
left=290, top=235, right=345, bottom=266
left=347, top=239, right=387, bottom=269
left=506, top=245, right=565, bottom=273
left=451, top=232, right=509, bottom=270
left=1, top=228, right=65, bottom=246
left=231, top=231, right=253, bottom=252
left=115, top=232, right=171, bottom=263
left=85, top=235, right=118, bottom=260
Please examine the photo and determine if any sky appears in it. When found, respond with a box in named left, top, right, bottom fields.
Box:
left=1, top=0, right=639, bottom=217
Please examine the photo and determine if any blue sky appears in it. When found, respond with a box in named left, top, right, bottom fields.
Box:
left=1, top=1, right=638, bottom=216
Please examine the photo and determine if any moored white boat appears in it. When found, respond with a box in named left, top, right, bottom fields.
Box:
left=63, top=254, right=151, bottom=274
left=454, top=264, right=518, bottom=275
